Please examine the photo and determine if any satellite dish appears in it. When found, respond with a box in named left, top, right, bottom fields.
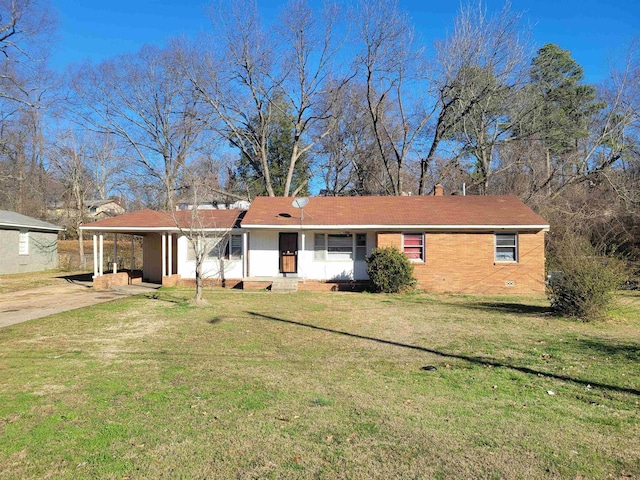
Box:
left=292, top=197, right=309, bottom=209
left=291, top=197, right=309, bottom=223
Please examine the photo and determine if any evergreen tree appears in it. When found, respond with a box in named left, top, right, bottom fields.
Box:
left=236, top=100, right=309, bottom=197
left=525, top=44, right=604, bottom=166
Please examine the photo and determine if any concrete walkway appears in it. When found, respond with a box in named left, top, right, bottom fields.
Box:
left=0, top=280, right=160, bottom=328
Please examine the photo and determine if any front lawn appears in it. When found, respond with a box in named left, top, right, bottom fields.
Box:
left=0, top=290, right=638, bottom=478
left=0, top=270, right=87, bottom=295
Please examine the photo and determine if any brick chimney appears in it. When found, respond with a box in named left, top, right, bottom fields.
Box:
left=433, top=184, right=444, bottom=196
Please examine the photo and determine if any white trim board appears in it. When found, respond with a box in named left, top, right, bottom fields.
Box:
left=79, top=226, right=244, bottom=233
left=0, top=222, right=65, bottom=232
left=240, top=224, right=550, bottom=231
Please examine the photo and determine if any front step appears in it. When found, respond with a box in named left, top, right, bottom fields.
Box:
left=271, top=277, right=299, bottom=293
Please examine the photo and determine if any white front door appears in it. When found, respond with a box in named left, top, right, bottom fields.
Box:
left=354, top=233, right=368, bottom=280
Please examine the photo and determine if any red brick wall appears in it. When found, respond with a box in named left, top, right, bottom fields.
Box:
left=376, top=231, right=546, bottom=294
left=376, top=232, right=403, bottom=249
left=93, top=272, right=129, bottom=290
left=177, top=277, right=243, bottom=289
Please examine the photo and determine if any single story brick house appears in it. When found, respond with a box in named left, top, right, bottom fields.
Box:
left=80, top=192, right=549, bottom=294
left=0, top=210, right=65, bottom=274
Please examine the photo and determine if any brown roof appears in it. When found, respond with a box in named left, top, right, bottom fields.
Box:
left=81, top=208, right=245, bottom=230
left=241, top=195, right=548, bottom=228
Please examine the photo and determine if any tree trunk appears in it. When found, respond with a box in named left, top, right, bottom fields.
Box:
left=194, top=259, right=204, bottom=304
left=418, top=113, right=446, bottom=195
left=283, top=141, right=299, bottom=197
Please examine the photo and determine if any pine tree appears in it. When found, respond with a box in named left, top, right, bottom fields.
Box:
left=235, top=99, right=309, bottom=197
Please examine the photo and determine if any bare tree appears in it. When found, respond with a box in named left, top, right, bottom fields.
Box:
left=175, top=206, right=211, bottom=306
left=419, top=1, right=531, bottom=194
left=276, top=0, right=350, bottom=196
left=318, top=82, right=388, bottom=195
left=85, top=132, right=126, bottom=201
left=0, top=0, right=56, bottom=216
left=188, top=0, right=280, bottom=197
left=187, top=0, right=349, bottom=197
left=49, top=130, right=94, bottom=267
left=356, top=0, right=430, bottom=195
left=69, top=40, right=215, bottom=211
left=0, top=0, right=55, bottom=108
left=0, top=104, right=50, bottom=215
left=173, top=168, right=236, bottom=305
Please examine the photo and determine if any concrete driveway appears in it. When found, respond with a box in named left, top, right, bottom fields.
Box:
left=0, top=275, right=160, bottom=328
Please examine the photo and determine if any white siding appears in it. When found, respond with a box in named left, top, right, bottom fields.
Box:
left=247, top=230, right=375, bottom=280
left=248, top=230, right=280, bottom=277
left=176, top=234, right=244, bottom=280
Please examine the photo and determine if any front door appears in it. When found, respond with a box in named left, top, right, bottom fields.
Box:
left=354, top=233, right=368, bottom=279
left=279, top=232, right=298, bottom=274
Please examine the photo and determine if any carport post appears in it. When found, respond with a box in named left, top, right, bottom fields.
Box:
left=113, top=233, right=118, bottom=274
left=93, top=234, right=98, bottom=278
left=300, top=232, right=305, bottom=279
left=99, top=233, right=104, bottom=276
left=168, top=233, right=172, bottom=276
left=242, top=232, right=248, bottom=277
left=161, top=233, right=166, bottom=278
left=130, top=236, right=135, bottom=271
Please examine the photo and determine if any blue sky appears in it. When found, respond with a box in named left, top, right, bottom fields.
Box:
left=50, top=0, right=638, bottom=83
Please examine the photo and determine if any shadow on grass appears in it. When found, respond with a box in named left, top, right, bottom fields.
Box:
left=574, top=338, right=640, bottom=361
left=246, top=311, right=640, bottom=397
left=463, top=302, right=552, bottom=316
left=58, top=272, right=94, bottom=287
left=145, top=292, right=190, bottom=306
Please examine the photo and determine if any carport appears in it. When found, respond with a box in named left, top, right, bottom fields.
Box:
left=79, top=209, right=180, bottom=290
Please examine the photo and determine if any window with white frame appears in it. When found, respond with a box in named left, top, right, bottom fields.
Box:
left=227, top=234, right=243, bottom=260
left=495, top=233, right=518, bottom=262
left=355, top=233, right=367, bottom=261
left=19, top=231, right=29, bottom=255
left=328, top=234, right=353, bottom=260
left=403, top=233, right=424, bottom=261
left=314, top=233, right=358, bottom=261
left=187, top=235, right=224, bottom=261
left=314, top=233, right=326, bottom=261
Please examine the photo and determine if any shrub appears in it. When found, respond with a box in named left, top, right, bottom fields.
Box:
left=366, top=246, right=416, bottom=293
left=547, top=235, right=627, bottom=321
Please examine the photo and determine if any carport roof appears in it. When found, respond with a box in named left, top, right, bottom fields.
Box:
left=80, top=209, right=245, bottom=232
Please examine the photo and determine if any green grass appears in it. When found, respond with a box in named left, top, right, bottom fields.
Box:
left=0, top=289, right=639, bottom=479
left=0, top=269, right=86, bottom=294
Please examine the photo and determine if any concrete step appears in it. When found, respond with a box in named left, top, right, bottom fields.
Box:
left=271, top=277, right=299, bottom=293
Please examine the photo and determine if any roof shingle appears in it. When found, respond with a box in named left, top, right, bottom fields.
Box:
left=80, top=196, right=549, bottom=232
left=241, top=195, right=548, bottom=228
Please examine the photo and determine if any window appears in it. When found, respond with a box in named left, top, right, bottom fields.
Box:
left=187, top=236, right=223, bottom=261
left=314, top=233, right=360, bottom=261
left=19, top=231, right=29, bottom=255
left=495, top=233, right=517, bottom=262
left=314, top=233, right=326, bottom=261
left=403, top=233, right=424, bottom=261
left=327, top=234, right=353, bottom=260
left=227, top=234, right=243, bottom=260
left=355, top=233, right=367, bottom=261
